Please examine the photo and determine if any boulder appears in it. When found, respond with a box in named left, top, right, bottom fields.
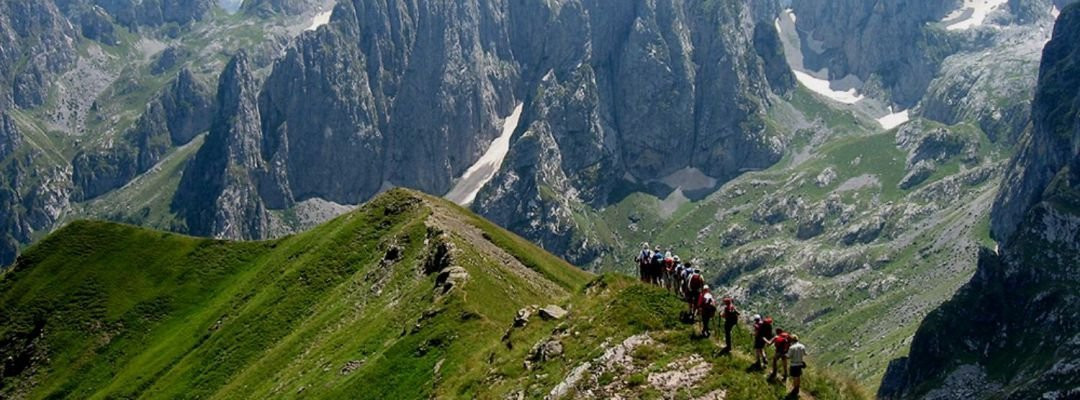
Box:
left=539, top=305, right=568, bottom=320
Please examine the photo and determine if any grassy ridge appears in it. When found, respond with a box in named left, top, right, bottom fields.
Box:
left=0, top=189, right=863, bottom=399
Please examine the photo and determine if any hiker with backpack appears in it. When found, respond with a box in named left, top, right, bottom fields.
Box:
left=635, top=244, right=652, bottom=283
left=650, top=245, right=665, bottom=286
left=686, top=267, right=705, bottom=316
left=664, top=254, right=677, bottom=292
left=752, top=315, right=774, bottom=368
left=788, top=335, right=807, bottom=395
left=698, top=286, right=717, bottom=337
left=720, top=297, right=740, bottom=351
left=768, top=328, right=791, bottom=379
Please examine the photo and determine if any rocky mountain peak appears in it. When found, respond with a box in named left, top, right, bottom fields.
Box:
left=173, top=51, right=290, bottom=239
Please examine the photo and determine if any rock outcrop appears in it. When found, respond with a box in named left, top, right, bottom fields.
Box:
left=0, top=0, right=77, bottom=109
left=173, top=52, right=287, bottom=239
left=0, top=112, right=20, bottom=161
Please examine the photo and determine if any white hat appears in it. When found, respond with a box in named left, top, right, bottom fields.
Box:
left=703, top=285, right=710, bottom=290
left=752, top=314, right=761, bottom=321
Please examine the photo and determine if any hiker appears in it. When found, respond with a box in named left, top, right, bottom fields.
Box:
left=698, top=286, right=717, bottom=337
left=687, top=267, right=704, bottom=316
left=679, top=262, right=693, bottom=296
left=752, top=315, right=773, bottom=368
left=673, top=262, right=686, bottom=296
left=650, top=245, right=665, bottom=285
left=788, top=335, right=807, bottom=395
left=721, top=297, right=740, bottom=350
left=635, top=244, right=652, bottom=283
left=768, top=328, right=790, bottom=379
left=664, top=255, right=678, bottom=292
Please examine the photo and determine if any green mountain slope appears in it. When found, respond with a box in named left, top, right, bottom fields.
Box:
left=0, top=189, right=864, bottom=399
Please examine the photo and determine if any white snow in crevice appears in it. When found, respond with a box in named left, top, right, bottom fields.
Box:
left=877, top=109, right=910, bottom=130
left=775, top=9, right=866, bottom=104
left=445, top=103, right=525, bottom=206
left=306, top=10, right=333, bottom=31
left=791, top=71, right=866, bottom=104
left=942, top=0, right=1008, bottom=31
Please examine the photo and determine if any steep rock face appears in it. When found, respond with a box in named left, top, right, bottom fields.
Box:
left=133, top=69, right=215, bottom=169
left=0, top=118, right=72, bottom=266
left=477, top=0, right=785, bottom=262
left=179, top=0, right=786, bottom=261
left=71, top=69, right=214, bottom=201
left=0, top=112, right=20, bottom=161
left=0, top=0, right=77, bottom=109
left=917, top=46, right=1039, bottom=144
left=173, top=53, right=288, bottom=239
left=91, top=0, right=215, bottom=29
left=258, top=0, right=516, bottom=203
left=991, top=5, right=1080, bottom=242
left=790, top=0, right=957, bottom=106
left=881, top=6, right=1080, bottom=398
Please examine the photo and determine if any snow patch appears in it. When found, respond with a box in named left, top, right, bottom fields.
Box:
left=1052, top=6, right=1061, bottom=19
left=791, top=70, right=865, bottom=104
left=877, top=109, right=910, bottom=130
left=776, top=9, right=866, bottom=104
left=306, top=10, right=333, bottom=31
left=445, top=103, right=525, bottom=206
left=942, top=0, right=1008, bottom=31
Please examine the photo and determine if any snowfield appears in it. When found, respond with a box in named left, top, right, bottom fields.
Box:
left=445, top=103, right=524, bottom=206
left=306, top=11, right=333, bottom=31
left=877, top=109, right=911, bottom=130
left=942, top=0, right=1008, bottom=31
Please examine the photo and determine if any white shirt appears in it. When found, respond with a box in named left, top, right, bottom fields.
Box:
left=789, top=343, right=807, bottom=365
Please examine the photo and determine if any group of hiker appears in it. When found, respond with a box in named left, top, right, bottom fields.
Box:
left=634, top=243, right=809, bottom=394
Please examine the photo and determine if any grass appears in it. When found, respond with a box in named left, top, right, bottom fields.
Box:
left=0, top=189, right=865, bottom=399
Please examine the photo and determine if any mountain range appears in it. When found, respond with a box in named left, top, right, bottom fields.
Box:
left=0, top=0, right=1078, bottom=398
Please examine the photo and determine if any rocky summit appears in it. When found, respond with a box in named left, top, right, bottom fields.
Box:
left=0, top=0, right=1079, bottom=399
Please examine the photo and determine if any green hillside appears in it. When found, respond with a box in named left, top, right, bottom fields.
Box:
left=0, top=189, right=864, bottom=399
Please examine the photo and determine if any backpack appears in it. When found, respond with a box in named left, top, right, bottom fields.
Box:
left=689, top=273, right=704, bottom=291
left=638, top=250, right=651, bottom=264
left=652, top=252, right=665, bottom=265
left=702, top=295, right=717, bottom=314
left=774, top=334, right=789, bottom=352
left=760, top=322, right=774, bottom=339
left=723, top=305, right=739, bottom=321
